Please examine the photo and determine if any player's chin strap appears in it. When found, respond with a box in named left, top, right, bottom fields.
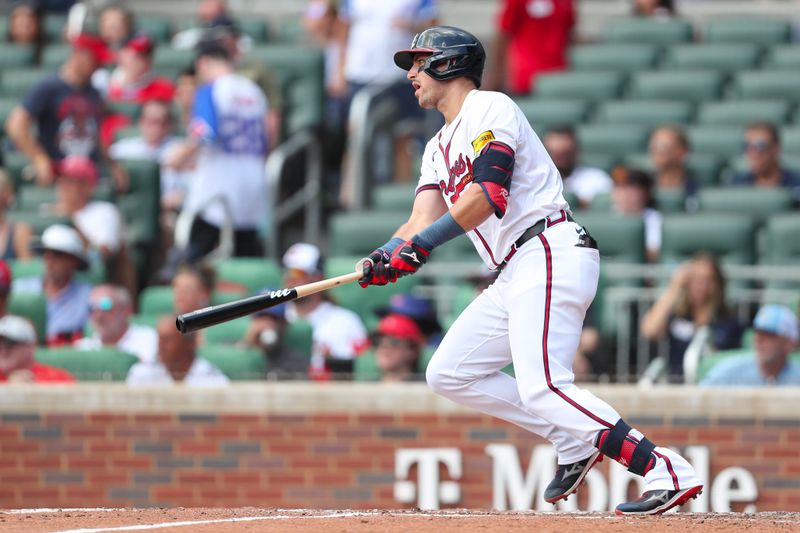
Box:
left=595, top=419, right=656, bottom=476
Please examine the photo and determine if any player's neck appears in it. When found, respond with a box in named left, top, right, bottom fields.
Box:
left=438, top=81, right=476, bottom=125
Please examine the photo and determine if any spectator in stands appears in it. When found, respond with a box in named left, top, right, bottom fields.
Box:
left=484, top=0, right=575, bottom=94
left=0, top=260, right=11, bottom=317
left=610, top=165, right=662, bottom=262
left=74, top=284, right=158, bottom=364
left=641, top=251, right=743, bottom=380
left=5, top=33, right=112, bottom=187
left=729, top=122, right=800, bottom=202
left=632, top=0, right=675, bottom=18
left=0, top=314, right=74, bottom=383
left=173, top=66, right=198, bottom=131
left=171, top=0, right=230, bottom=49
left=126, top=314, right=229, bottom=385
left=6, top=0, right=45, bottom=64
left=97, top=2, right=134, bottom=50
left=172, top=263, right=214, bottom=318
left=372, top=313, right=424, bottom=382
left=13, top=224, right=92, bottom=346
left=282, top=243, right=367, bottom=380
left=543, top=126, right=612, bottom=209
left=0, top=169, right=33, bottom=260
left=376, top=293, right=442, bottom=347
left=242, top=290, right=308, bottom=380
left=167, top=38, right=268, bottom=260
left=701, top=304, right=800, bottom=386
left=98, top=33, right=175, bottom=103
left=648, top=125, right=699, bottom=211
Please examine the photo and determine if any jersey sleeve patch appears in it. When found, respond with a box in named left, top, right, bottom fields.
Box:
left=471, top=130, right=495, bottom=156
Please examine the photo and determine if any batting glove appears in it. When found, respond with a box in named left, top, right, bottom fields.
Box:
left=390, top=239, right=430, bottom=277
left=359, top=249, right=398, bottom=288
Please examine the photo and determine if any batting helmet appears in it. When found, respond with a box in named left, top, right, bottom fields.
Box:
left=394, top=26, right=486, bottom=88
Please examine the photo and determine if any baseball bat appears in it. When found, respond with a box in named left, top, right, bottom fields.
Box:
left=175, top=269, right=363, bottom=334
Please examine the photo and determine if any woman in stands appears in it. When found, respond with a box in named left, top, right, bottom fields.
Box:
left=641, top=251, right=744, bottom=380
left=6, top=0, right=45, bottom=64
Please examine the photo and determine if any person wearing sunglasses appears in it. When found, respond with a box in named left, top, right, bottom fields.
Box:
left=729, top=122, right=800, bottom=202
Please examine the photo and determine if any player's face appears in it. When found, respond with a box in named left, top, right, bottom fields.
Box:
left=407, top=53, right=441, bottom=109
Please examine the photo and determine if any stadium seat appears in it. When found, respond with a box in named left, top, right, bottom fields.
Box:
left=623, top=152, right=724, bottom=186
left=686, top=126, right=745, bottom=158
left=0, top=98, right=19, bottom=137
left=0, top=68, right=51, bottom=98
left=435, top=234, right=479, bottom=261
left=107, top=101, right=141, bottom=121
left=576, top=124, right=651, bottom=158
left=139, top=285, right=173, bottom=315
left=7, top=210, right=69, bottom=236
left=763, top=214, right=800, bottom=266
left=41, top=44, right=71, bottom=69
left=0, top=44, right=35, bottom=69
left=663, top=43, right=760, bottom=72
left=579, top=153, right=619, bottom=173
left=153, top=48, right=194, bottom=72
left=217, top=257, right=283, bottom=294
left=732, top=71, right=800, bottom=101
left=533, top=71, right=625, bottom=102
left=653, top=189, right=687, bottom=214
left=605, top=18, right=693, bottom=45
left=629, top=70, right=725, bottom=102
left=783, top=127, right=800, bottom=153
left=8, top=292, right=46, bottom=344
left=137, top=15, right=173, bottom=43
left=568, top=44, right=659, bottom=72
left=723, top=155, right=800, bottom=180
left=514, top=98, right=592, bottom=132
left=704, top=19, right=791, bottom=46
left=593, top=100, right=693, bottom=127
left=373, top=184, right=416, bottom=211
left=198, top=345, right=266, bottom=380
left=116, top=159, right=160, bottom=246
left=572, top=212, right=645, bottom=263
left=284, top=320, right=313, bottom=359
left=697, top=187, right=793, bottom=225
left=762, top=45, right=800, bottom=69
left=10, top=257, right=105, bottom=286
left=697, top=100, right=793, bottom=126
left=43, top=14, right=67, bottom=42
left=660, top=213, right=757, bottom=265
left=238, top=18, right=269, bottom=43
left=329, top=210, right=409, bottom=257
left=35, top=347, right=138, bottom=381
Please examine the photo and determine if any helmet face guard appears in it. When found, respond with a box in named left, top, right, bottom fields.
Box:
left=394, top=26, right=485, bottom=88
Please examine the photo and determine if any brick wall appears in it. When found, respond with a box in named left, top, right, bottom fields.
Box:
left=0, top=385, right=798, bottom=510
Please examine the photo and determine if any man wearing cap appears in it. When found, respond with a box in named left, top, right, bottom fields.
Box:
left=610, top=165, right=662, bottom=263
left=5, top=33, right=110, bottom=186
left=0, top=315, right=74, bottom=383
left=373, top=313, right=424, bottom=382
left=102, top=33, right=175, bottom=103
left=282, top=243, right=367, bottom=379
left=376, top=293, right=442, bottom=347
left=13, top=224, right=93, bottom=346
left=74, top=284, right=158, bottom=364
left=242, top=289, right=308, bottom=380
left=701, top=304, right=800, bottom=386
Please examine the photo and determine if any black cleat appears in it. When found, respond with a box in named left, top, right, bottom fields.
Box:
left=544, top=450, right=603, bottom=504
left=615, top=485, right=703, bottom=516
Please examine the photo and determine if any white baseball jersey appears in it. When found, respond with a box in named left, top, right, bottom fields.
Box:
left=416, top=89, right=569, bottom=270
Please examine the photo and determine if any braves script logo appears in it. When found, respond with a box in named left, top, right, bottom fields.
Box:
left=438, top=147, right=474, bottom=204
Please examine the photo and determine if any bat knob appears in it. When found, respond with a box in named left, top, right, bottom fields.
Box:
left=175, top=315, right=188, bottom=334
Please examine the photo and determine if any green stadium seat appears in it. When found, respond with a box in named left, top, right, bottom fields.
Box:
left=593, top=100, right=692, bottom=127
left=204, top=317, right=249, bottom=345
left=605, top=18, right=693, bottom=45
left=697, top=100, right=792, bottom=126
left=723, top=155, right=800, bottom=179
left=10, top=257, right=105, bottom=285
left=3, top=151, right=30, bottom=190
left=139, top=285, right=173, bottom=315
left=329, top=210, right=409, bottom=257
left=660, top=213, right=757, bottom=265
left=762, top=45, right=800, bottom=69
left=285, top=320, right=313, bottom=359
left=763, top=214, right=800, bottom=266
left=704, top=19, right=791, bottom=46
left=1, top=68, right=51, bottom=98
left=373, top=184, right=416, bottom=211
left=0, top=44, right=35, bottom=69
left=153, top=48, right=195, bottom=72
left=8, top=292, right=46, bottom=344
left=629, top=70, right=725, bottom=102
left=41, top=44, right=72, bottom=69
left=623, top=152, right=724, bottom=186
left=697, top=187, right=793, bottom=225
left=572, top=212, right=645, bottom=263
left=654, top=188, right=687, bottom=214
left=107, top=100, right=141, bottom=121
left=238, top=18, right=269, bottom=43
left=217, top=257, right=283, bottom=294
left=35, top=347, right=138, bottom=381
left=137, top=15, right=173, bottom=43
left=43, top=14, right=67, bottom=42
left=534, top=71, right=624, bottom=101
left=198, top=345, right=266, bottom=380
left=576, top=124, right=651, bottom=158
left=569, top=44, right=659, bottom=72
left=435, top=234, right=479, bottom=261
left=732, top=71, right=800, bottom=101
left=514, top=98, right=592, bottom=132
left=687, top=126, right=744, bottom=158
left=7, top=210, right=69, bottom=236
left=663, top=43, right=760, bottom=72
left=130, top=313, right=158, bottom=328
left=113, top=125, right=141, bottom=142
left=587, top=192, right=611, bottom=212
left=783, top=128, right=800, bottom=153
left=579, top=153, right=619, bottom=173
left=116, top=159, right=160, bottom=247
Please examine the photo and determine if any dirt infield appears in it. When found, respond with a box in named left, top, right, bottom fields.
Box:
left=2, top=508, right=800, bottom=533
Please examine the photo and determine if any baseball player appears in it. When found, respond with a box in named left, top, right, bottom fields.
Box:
left=359, top=26, right=703, bottom=515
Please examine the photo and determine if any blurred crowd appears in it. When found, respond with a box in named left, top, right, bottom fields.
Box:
left=0, top=0, right=798, bottom=387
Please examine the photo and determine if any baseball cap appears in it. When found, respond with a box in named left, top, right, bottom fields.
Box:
left=374, top=314, right=423, bottom=345
left=282, top=243, right=324, bottom=275
left=0, top=315, right=36, bottom=344
left=124, top=32, right=155, bottom=56
left=0, top=260, right=11, bottom=294
left=56, top=156, right=99, bottom=187
left=34, top=224, right=89, bottom=271
left=376, top=293, right=441, bottom=335
left=253, top=287, right=287, bottom=320
left=71, top=33, right=115, bottom=65
left=753, top=304, right=799, bottom=342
